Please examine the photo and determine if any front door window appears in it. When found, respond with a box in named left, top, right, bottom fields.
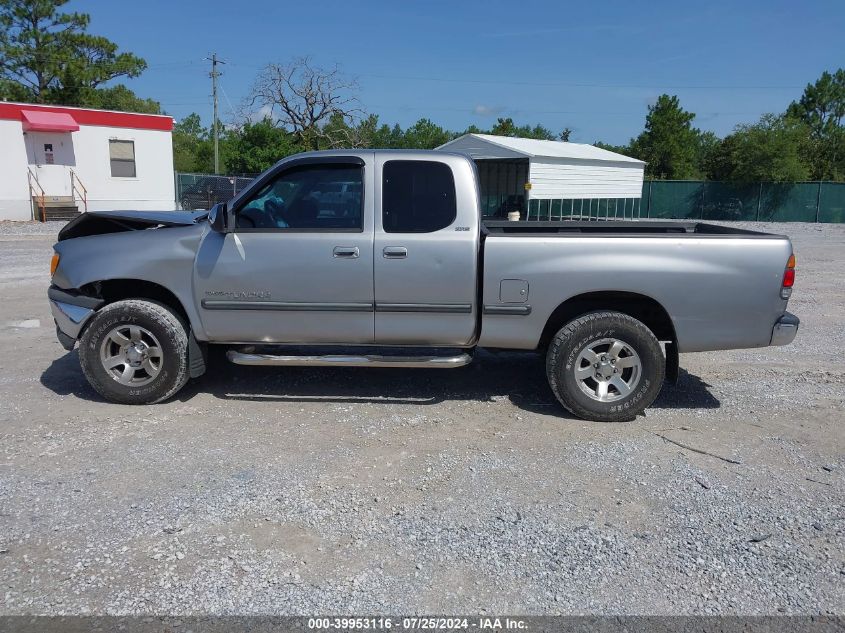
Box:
left=236, top=164, right=363, bottom=231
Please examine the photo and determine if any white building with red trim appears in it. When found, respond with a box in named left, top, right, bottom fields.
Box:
left=0, top=102, right=175, bottom=221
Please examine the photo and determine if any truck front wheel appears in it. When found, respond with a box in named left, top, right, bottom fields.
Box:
left=78, top=299, right=190, bottom=404
left=546, top=311, right=665, bottom=422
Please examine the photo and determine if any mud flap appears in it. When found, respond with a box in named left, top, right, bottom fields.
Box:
left=664, top=341, right=679, bottom=384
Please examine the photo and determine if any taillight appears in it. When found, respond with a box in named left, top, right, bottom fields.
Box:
left=781, top=254, right=796, bottom=298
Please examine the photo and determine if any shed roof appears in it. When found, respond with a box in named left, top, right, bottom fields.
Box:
left=437, top=133, right=645, bottom=165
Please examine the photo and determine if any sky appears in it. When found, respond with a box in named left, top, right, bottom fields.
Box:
left=81, top=0, right=845, bottom=145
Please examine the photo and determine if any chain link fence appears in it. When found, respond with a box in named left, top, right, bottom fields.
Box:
left=175, top=173, right=256, bottom=211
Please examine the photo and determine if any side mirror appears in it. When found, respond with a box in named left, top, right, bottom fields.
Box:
left=209, top=203, right=228, bottom=232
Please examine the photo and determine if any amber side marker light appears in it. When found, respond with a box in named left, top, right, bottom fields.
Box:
left=50, top=252, right=60, bottom=277
left=781, top=254, right=796, bottom=298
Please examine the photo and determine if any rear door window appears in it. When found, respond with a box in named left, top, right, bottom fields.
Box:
left=382, top=161, right=456, bottom=233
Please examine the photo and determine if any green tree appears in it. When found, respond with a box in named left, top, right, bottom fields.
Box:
left=711, top=114, right=811, bottom=182
left=489, top=117, right=517, bottom=136
left=370, top=120, right=406, bottom=148
left=695, top=130, right=722, bottom=178
left=787, top=69, right=845, bottom=135
left=461, top=124, right=485, bottom=135
left=786, top=69, right=845, bottom=180
left=172, top=113, right=212, bottom=172
left=629, top=94, right=701, bottom=179
left=79, top=84, right=161, bottom=114
left=322, top=113, right=407, bottom=149
left=489, top=117, right=557, bottom=140
left=401, top=118, right=453, bottom=149
left=0, top=0, right=147, bottom=106
left=223, top=118, right=301, bottom=174
left=593, top=140, right=634, bottom=156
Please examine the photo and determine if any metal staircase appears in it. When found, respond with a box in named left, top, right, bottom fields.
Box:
left=40, top=196, right=80, bottom=221
left=27, top=169, right=88, bottom=222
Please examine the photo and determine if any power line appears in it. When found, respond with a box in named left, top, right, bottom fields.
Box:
left=218, top=82, right=238, bottom=119
left=222, top=60, right=802, bottom=90
left=367, top=103, right=767, bottom=117
left=359, top=73, right=803, bottom=91
left=0, top=53, right=205, bottom=68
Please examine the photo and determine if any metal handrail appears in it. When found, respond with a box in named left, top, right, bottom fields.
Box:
left=27, top=168, right=46, bottom=222
left=70, top=169, right=88, bottom=212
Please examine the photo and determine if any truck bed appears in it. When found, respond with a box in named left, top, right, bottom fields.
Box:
left=478, top=220, right=793, bottom=353
left=482, top=220, right=783, bottom=238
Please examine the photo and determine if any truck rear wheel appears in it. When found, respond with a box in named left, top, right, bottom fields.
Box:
left=546, top=311, right=665, bottom=422
left=78, top=299, right=189, bottom=404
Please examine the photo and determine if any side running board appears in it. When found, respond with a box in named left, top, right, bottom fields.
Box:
left=227, top=350, right=473, bottom=369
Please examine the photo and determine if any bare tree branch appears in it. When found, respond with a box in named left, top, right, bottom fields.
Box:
left=245, top=57, right=362, bottom=150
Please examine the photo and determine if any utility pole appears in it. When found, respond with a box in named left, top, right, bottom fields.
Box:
left=207, top=53, right=225, bottom=174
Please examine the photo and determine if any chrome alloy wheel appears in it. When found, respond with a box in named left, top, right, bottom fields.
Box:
left=99, top=324, right=163, bottom=386
left=573, top=337, right=642, bottom=402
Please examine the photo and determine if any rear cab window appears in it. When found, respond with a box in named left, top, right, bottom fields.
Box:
left=382, top=161, right=457, bottom=233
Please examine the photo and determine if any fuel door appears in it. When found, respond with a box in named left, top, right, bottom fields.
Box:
left=500, top=279, right=529, bottom=303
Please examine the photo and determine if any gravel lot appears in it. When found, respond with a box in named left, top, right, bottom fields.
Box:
left=0, top=221, right=843, bottom=615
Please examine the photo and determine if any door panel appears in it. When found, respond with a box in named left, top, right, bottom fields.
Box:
left=26, top=132, right=75, bottom=196
left=194, top=231, right=374, bottom=343
left=373, top=156, right=480, bottom=346
left=193, top=156, right=375, bottom=343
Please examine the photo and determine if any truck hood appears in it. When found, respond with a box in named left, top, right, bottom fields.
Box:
left=57, top=210, right=208, bottom=241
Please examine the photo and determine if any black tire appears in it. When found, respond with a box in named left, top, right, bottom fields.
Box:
left=78, top=299, right=189, bottom=404
left=545, top=311, right=665, bottom=422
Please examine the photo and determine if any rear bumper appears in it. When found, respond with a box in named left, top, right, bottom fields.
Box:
left=48, top=286, right=103, bottom=349
left=770, top=311, right=799, bottom=346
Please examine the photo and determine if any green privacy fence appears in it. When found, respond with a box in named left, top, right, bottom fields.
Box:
left=642, top=181, right=845, bottom=223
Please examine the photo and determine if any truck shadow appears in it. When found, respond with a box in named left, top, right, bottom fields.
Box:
left=40, top=349, right=720, bottom=416
left=189, top=349, right=721, bottom=416
left=39, top=350, right=100, bottom=400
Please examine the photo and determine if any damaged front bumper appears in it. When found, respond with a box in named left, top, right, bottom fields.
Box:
left=48, top=286, right=104, bottom=350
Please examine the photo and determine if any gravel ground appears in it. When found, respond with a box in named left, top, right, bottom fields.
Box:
left=0, top=221, right=843, bottom=615
left=0, top=220, right=67, bottom=236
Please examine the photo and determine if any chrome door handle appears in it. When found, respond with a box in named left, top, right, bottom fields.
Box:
left=383, top=246, right=408, bottom=259
left=333, top=246, right=359, bottom=258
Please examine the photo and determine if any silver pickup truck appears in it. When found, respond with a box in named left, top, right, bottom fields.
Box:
left=48, top=150, right=799, bottom=421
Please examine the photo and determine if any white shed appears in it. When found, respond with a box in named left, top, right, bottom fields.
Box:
left=436, top=133, right=646, bottom=220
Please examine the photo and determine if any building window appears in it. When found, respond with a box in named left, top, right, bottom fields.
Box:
left=109, top=140, right=136, bottom=177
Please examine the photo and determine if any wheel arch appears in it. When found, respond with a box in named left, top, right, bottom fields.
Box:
left=538, top=291, right=678, bottom=351
left=78, top=279, right=193, bottom=335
